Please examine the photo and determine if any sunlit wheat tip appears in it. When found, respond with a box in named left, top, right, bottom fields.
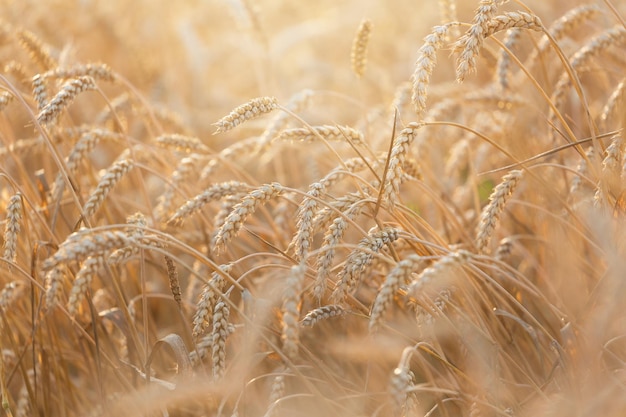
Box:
left=476, top=170, right=522, bottom=253
left=213, top=96, right=279, bottom=133
left=351, top=18, right=372, bottom=78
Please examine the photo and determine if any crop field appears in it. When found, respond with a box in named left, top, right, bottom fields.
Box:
left=0, top=0, right=625, bottom=416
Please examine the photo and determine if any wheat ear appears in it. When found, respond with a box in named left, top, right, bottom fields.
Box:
left=0, top=91, right=14, bottom=112
left=164, top=255, right=182, bottom=309
left=549, top=26, right=626, bottom=142
left=331, top=227, right=400, bottom=303
left=155, top=134, right=210, bottom=153
left=369, top=255, right=422, bottom=333
left=2, top=193, right=22, bottom=263
left=17, top=29, right=57, bottom=70
left=211, top=298, right=231, bottom=380
left=454, top=0, right=505, bottom=82
left=154, top=154, right=205, bottom=221
left=351, top=18, right=372, bottom=78
left=530, top=4, right=602, bottom=65
left=276, top=125, right=364, bottom=145
left=193, top=264, right=231, bottom=338
left=456, top=11, right=542, bottom=82
left=36, top=76, right=97, bottom=126
left=600, top=78, right=625, bottom=129
left=213, top=96, right=279, bottom=133
left=168, top=181, right=249, bottom=225
left=406, top=250, right=472, bottom=299
left=32, top=74, right=48, bottom=110
left=281, top=263, right=306, bottom=361
left=0, top=281, right=26, bottom=311
left=314, top=202, right=366, bottom=301
left=213, top=182, right=283, bottom=252
left=43, top=63, right=115, bottom=82
left=383, top=122, right=423, bottom=208
left=411, top=24, right=453, bottom=116
left=390, top=347, right=418, bottom=415
left=496, top=28, right=521, bottom=91
left=67, top=256, right=104, bottom=317
left=43, top=229, right=134, bottom=270
left=301, top=305, right=346, bottom=327
left=258, top=89, right=314, bottom=148
left=291, top=157, right=374, bottom=261
left=51, top=129, right=121, bottom=201
left=82, top=159, right=134, bottom=220
left=475, top=170, right=522, bottom=253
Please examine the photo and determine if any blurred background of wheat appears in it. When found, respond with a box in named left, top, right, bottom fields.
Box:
left=1, top=0, right=625, bottom=416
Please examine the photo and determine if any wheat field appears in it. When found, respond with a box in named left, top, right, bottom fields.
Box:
left=0, top=0, right=625, bottom=416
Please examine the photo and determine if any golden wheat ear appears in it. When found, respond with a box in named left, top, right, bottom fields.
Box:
left=350, top=18, right=372, bottom=79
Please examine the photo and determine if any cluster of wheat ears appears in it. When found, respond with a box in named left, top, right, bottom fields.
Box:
left=0, top=0, right=625, bottom=416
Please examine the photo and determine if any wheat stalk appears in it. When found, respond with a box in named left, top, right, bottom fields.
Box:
left=475, top=170, right=522, bottom=253
left=213, top=96, right=279, bottom=133
left=351, top=18, right=372, bottom=78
